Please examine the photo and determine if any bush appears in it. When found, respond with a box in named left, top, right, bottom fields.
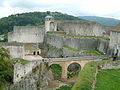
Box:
left=15, top=58, right=31, bottom=65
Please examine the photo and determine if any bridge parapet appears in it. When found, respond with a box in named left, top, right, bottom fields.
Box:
left=47, top=55, right=108, bottom=62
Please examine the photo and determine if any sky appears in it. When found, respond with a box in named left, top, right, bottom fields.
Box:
left=0, top=0, right=120, bottom=19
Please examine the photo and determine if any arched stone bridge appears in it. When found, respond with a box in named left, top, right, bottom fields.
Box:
left=44, top=56, right=108, bottom=81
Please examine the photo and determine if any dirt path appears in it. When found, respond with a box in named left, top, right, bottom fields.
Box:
left=92, top=68, right=98, bottom=90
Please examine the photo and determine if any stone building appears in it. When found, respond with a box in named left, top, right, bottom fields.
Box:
left=7, top=15, right=110, bottom=59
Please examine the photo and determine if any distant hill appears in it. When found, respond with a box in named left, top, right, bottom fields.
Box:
left=78, top=16, right=120, bottom=26
left=0, top=12, right=81, bottom=35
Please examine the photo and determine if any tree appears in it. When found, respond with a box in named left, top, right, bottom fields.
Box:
left=0, top=47, right=13, bottom=88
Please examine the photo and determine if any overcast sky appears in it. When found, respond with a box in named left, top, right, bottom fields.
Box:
left=0, top=0, right=120, bottom=19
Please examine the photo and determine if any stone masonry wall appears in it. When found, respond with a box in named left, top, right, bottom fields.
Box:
left=3, top=45, right=24, bottom=58
left=6, top=62, right=53, bottom=90
left=56, top=20, right=106, bottom=36
left=43, top=33, right=109, bottom=57
left=8, top=26, right=45, bottom=43
left=13, top=60, right=42, bottom=83
left=46, top=33, right=109, bottom=51
left=109, top=31, right=120, bottom=48
left=97, top=39, right=109, bottom=54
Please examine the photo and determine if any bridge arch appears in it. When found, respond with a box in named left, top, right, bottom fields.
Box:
left=67, top=62, right=81, bottom=79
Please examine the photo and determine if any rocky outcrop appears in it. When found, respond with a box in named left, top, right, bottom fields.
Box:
left=6, top=62, right=53, bottom=90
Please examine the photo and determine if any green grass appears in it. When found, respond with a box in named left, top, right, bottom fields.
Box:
left=95, top=69, right=120, bottom=90
left=56, top=85, right=72, bottom=90
left=63, top=45, right=104, bottom=56
left=63, top=45, right=80, bottom=52
left=72, top=61, right=98, bottom=90
left=47, top=31, right=110, bottom=40
left=51, top=64, right=62, bottom=75
left=85, top=50, right=104, bottom=56
left=15, top=58, right=31, bottom=65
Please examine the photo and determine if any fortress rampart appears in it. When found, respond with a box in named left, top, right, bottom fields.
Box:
left=8, top=26, right=45, bottom=43
left=56, top=20, right=106, bottom=36
left=43, top=33, right=109, bottom=57
left=45, top=33, right=109, bottom=52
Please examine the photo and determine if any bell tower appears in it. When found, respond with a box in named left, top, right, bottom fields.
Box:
left=45, top=15, right=54, bottom=32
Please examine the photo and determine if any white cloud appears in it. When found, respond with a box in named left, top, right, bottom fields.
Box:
left=0, top=0, right=120, bottom=19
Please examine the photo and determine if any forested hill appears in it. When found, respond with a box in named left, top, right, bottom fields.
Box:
left=0, top=12, right=80, bottom=35
left=79, top=16, right=120, bottom=26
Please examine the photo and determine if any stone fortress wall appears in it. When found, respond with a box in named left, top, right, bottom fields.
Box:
left=13, top=60, right=42, bottom=83
left=1, top=42, right=24, bottom=58
left=55, top=20, right=106, bottom=36
left=109, top=31, right=120, bottom=48
left=8, top=26, right=45, bottom=43
left=6, top=46, right=24, bottom=58
left=43, top=33, right=109, bottom=58
left=109, top=31, right=120, bottom=57
left=45, top=33, right=109, bottom=53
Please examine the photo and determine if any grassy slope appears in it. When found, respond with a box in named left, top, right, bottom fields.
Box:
left=63, top=45, right=104, bottom=56
left=72, top=61, right=97, bottom=90
left=47, top=31, right=110, bottom=41
left=95, top=69, right=120, bottom=90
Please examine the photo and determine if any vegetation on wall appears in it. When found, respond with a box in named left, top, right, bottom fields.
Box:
left=72, top=61, right=97, bottom=90
left=63, top=45, right=104, bottom=56
left=15, top=58, right=31, bottom=65
left=47, top=31, right=110, bottom=40
left=0, top=34, right=8, bottom=42
left=0, top=12, right=80, bottom=35
left=0, top=47, right=14, bottom=89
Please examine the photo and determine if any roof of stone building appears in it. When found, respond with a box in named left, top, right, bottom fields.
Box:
left=45, top=15, right=54, bottom=19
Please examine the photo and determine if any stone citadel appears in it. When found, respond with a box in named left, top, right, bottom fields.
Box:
left=1, top=15, right=118, bottom=59
left=2, top=15, right=120, bottom=90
